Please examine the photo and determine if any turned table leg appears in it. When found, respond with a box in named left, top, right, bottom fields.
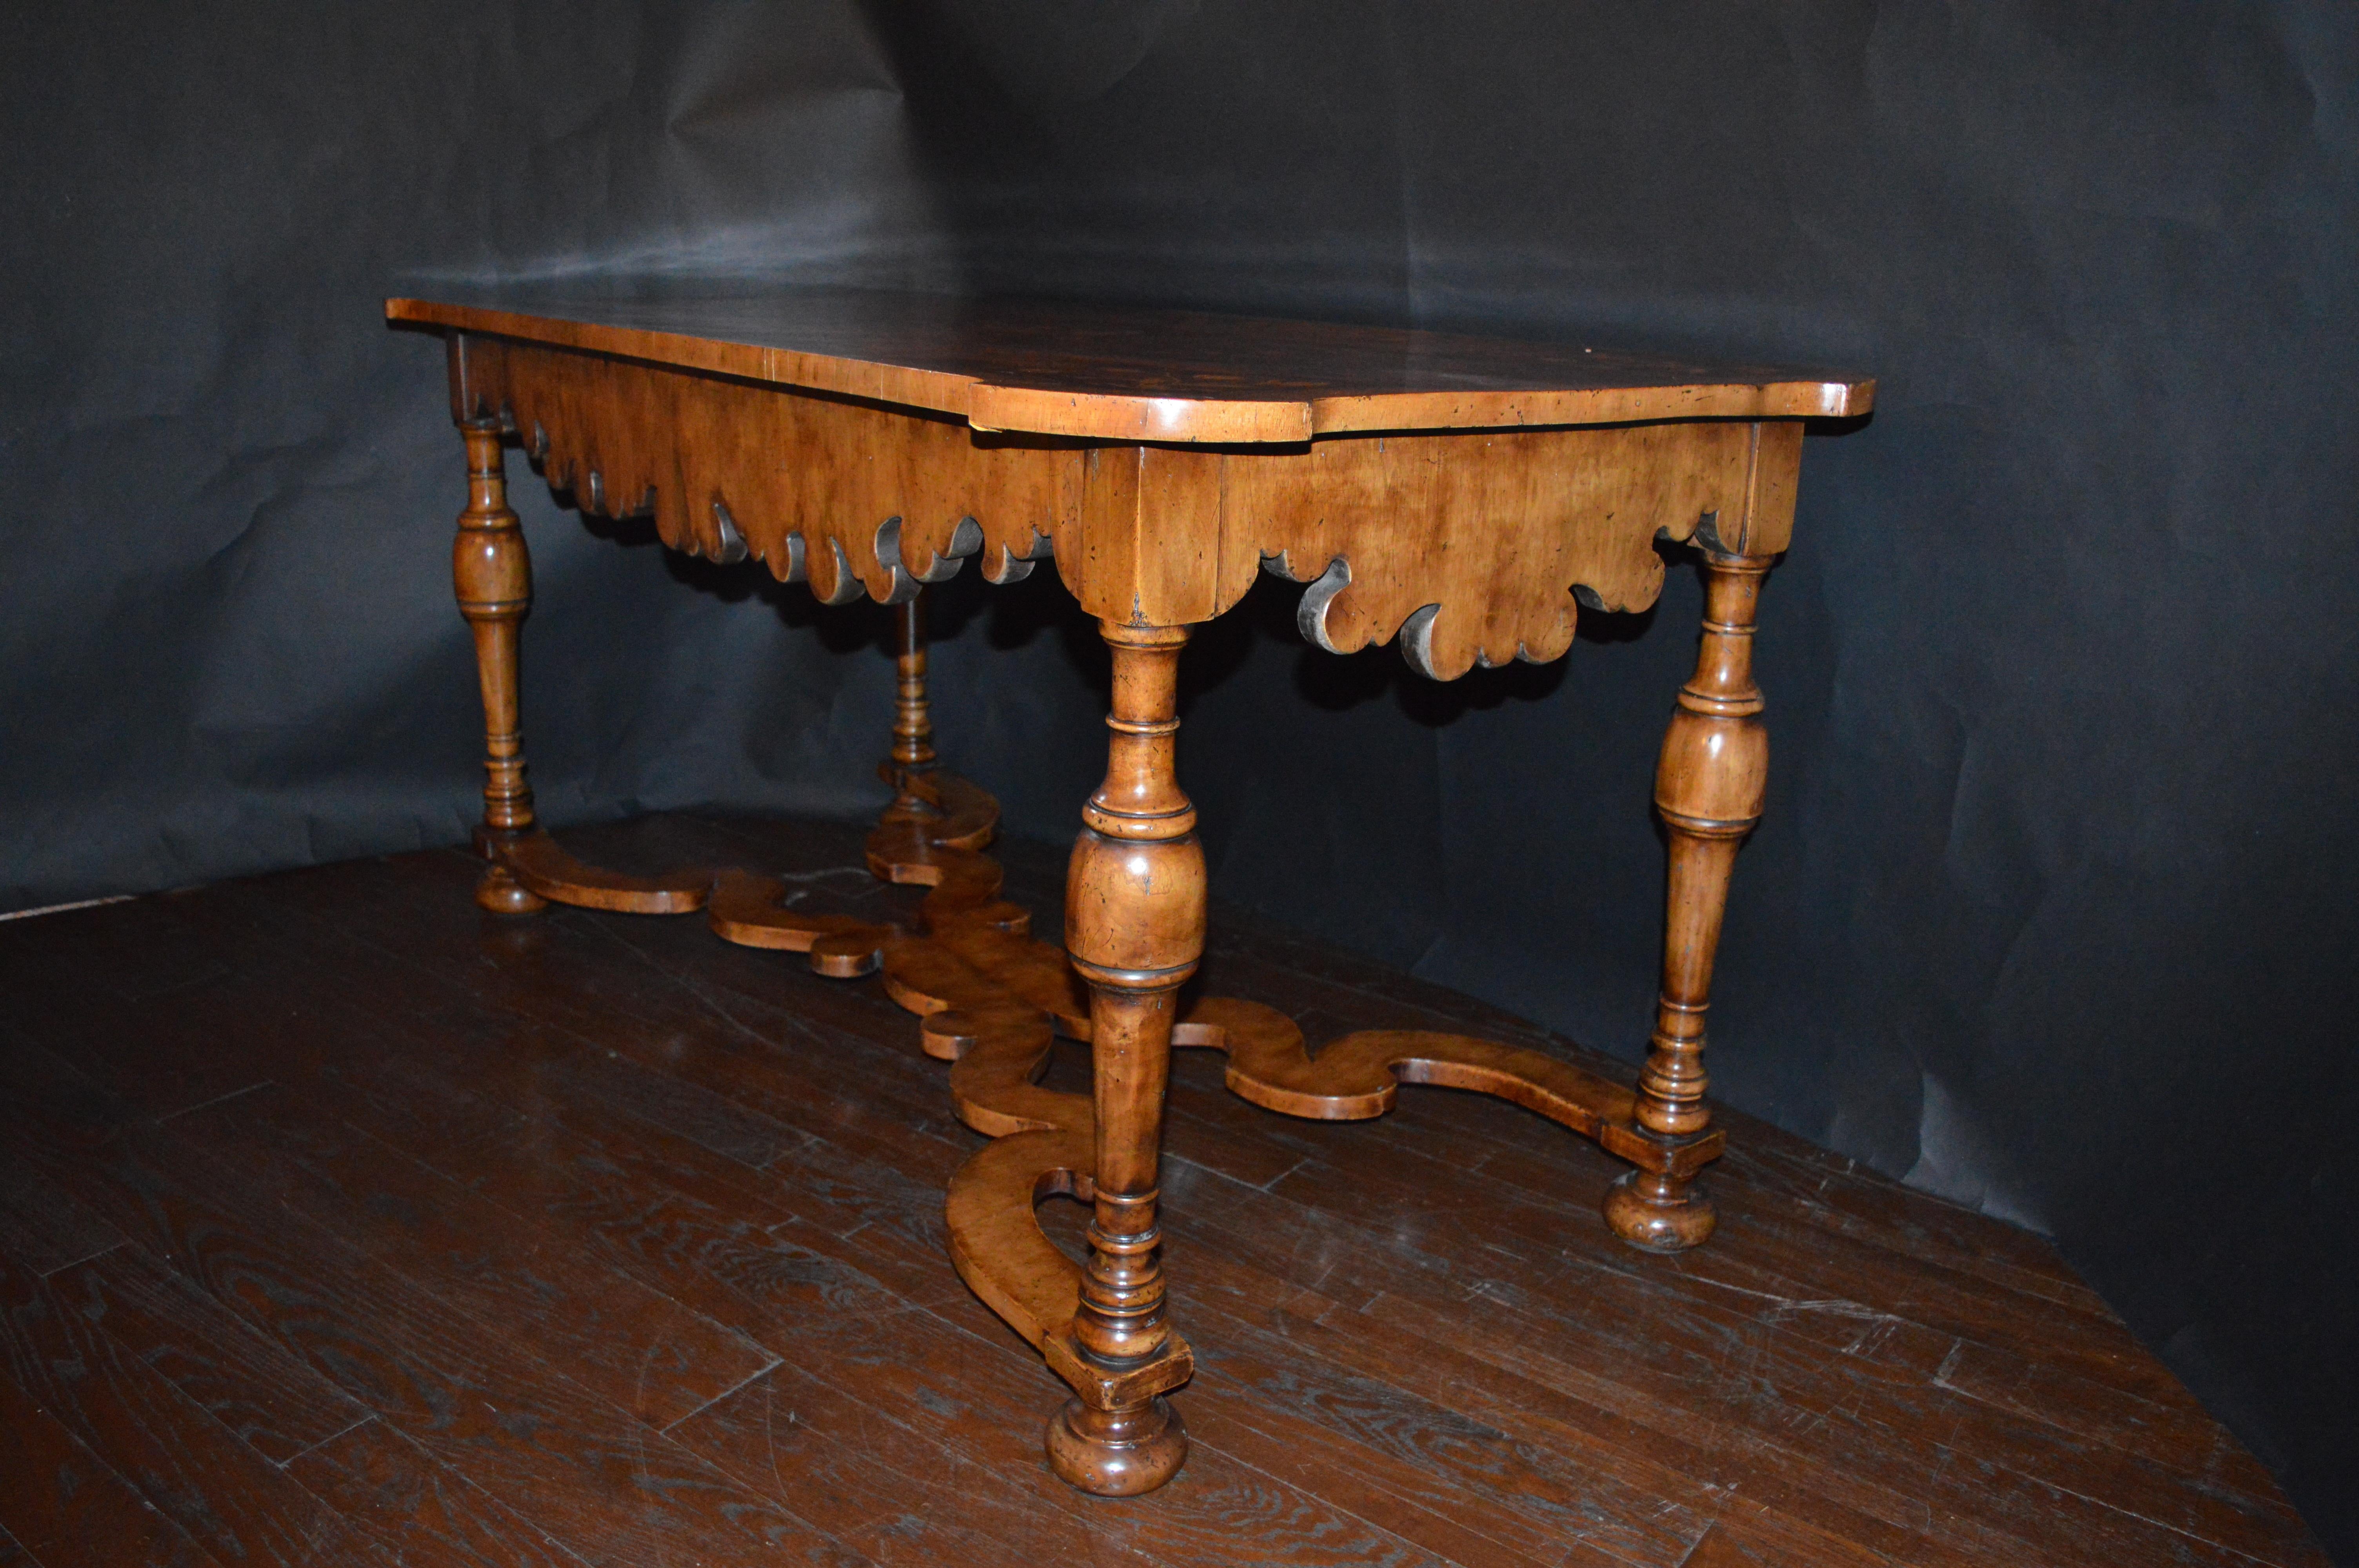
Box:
left=1051, top=621, right=1199, bottom=1494
left=1605, top=546, right=1772, bottom=1250
left=450, top=419, right=545, bottom=915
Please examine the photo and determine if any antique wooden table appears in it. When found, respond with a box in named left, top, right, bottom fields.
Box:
left=387, top=286, right=1872, bottom=1496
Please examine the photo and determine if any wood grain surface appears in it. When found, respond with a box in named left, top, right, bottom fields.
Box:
left=388, top=285, right=1873, bottom=441
left=0, top=812, right=2324, bottom=1568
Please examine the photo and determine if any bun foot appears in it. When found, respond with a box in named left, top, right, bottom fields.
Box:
left=475, top=864, right=549, bottom=915
left=1045, top=1397, right=1187, bottom=1496
left=1605, top=1168, right=1716, bottom=1252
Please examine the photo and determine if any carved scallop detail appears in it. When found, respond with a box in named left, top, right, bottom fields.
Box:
left=1227, top=421, right=1776, bottom=679
left=455, top=333, right=1797, bottom=668
left=467, top=337, right=1081, bottom=606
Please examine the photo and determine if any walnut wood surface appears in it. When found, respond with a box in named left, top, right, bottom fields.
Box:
left=390, top=285, right=1873, bottom=442
left=0, top=817, right=2327, bottom=1567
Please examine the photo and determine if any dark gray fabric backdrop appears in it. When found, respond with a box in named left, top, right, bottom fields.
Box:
left=3, top=3, right=2352, bottom=1554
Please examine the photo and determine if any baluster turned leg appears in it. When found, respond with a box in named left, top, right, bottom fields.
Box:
left=881, top=592, right=938, bottom=823
left=1605, top=548, right=1772, bottom=1250
left=1049, top=621, right=1199, bottom=1494
left=451, top=419, right=546, bottom=915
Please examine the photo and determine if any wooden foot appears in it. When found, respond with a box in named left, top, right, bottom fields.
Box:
left=1045, top=1396, right=1188, bottom=1497
left=474, top=861, right=549, bottom=915
left=1604, top=1167, right=1717, bottom=1252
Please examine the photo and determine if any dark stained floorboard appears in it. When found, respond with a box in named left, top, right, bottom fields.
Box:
left=0, top=1053, right=877, bottom=1568
left=0, top=1153, right=122, bottom=1280
left=0, top=811, right=2330, bottom=1568
left=0, top=1251, right=393, bottom=1568
left=0, top=1363, right=214, bottom=1568
left=156, top=1085, right=782, bottom=1433
left=281, top=1417, right=591, bottom=1568
left=47, top=1242, right=374, bottom=1467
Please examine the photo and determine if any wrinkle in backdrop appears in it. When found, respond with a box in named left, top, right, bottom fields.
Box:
left=1, top=2, right=2354, bottom=1556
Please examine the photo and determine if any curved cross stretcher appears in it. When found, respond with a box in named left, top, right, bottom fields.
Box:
left=587, top=761, right=1728, bottom=1437
left=484, top=749, right=1723, bottom=1474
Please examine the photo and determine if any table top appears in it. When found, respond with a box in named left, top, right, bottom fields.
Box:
left=387, top=283, right=1873, bottom=444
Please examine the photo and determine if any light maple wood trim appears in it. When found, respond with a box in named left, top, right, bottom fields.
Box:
left=969, top=382, right=1868, bottom=440
left=1311, top=378, right=1867, bottom=432
left=968, top=385, right=1316, bottom=443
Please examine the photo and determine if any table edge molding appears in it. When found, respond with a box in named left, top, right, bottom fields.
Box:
left=387, top=297, right=1874, bottom=442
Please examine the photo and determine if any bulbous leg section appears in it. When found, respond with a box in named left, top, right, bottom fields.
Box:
left=1045, top=1396, right=1188, bottom=1497
left=1604, top=1168, right=1716, bottom=1252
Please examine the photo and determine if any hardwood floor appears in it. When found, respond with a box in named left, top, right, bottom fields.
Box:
left=0, top=812, right=2326, bottom=1567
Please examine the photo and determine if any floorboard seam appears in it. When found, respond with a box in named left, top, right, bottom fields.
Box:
left=263, top=1411, right=379, bottom=1472
left=153, top=1080, right=275, bottom=1125
left=656, top=1350, right=787, bottom=1436
left=31, top=1237, right=125, bottom=1282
